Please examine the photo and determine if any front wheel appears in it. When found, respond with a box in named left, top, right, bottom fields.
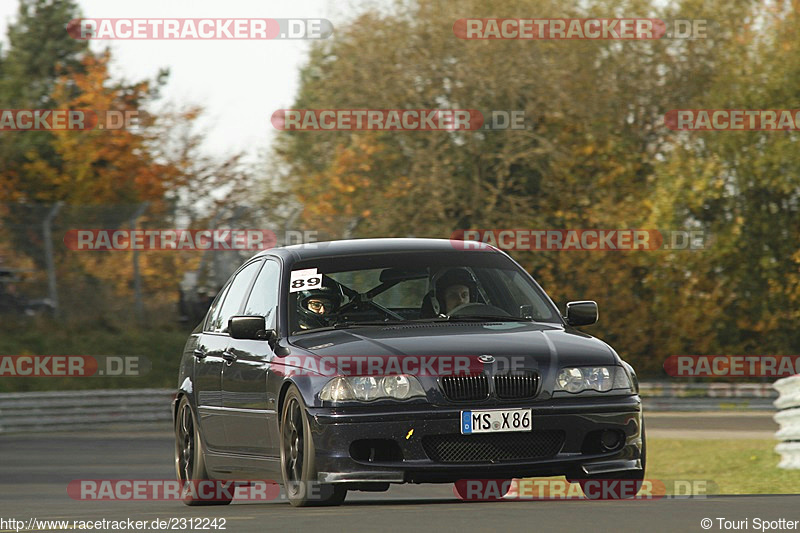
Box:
left=280, top=386, right=347, bottom=507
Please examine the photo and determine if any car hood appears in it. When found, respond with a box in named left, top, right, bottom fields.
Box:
left=288, top=322, right=618, bottom=371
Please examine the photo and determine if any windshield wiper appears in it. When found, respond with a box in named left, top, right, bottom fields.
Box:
left=441, top=315, right=534, bottom=323
left=295, top=317, right=534, bottom=334
left=292, top=320, right=409, bottom=335
left=332, top=320, right=411, bottom=328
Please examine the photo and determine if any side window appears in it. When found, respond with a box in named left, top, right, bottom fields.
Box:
left=210, top=260, right=263, bottom=333
left=204, top=283, right=231, bottom=332
left=244, top=259, right=281, bottom=327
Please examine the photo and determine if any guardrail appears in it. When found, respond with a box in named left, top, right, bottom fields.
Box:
left=640, top=382, right=777, bottom=411
left=774, top=375, right=800, bottom=469
left=0, top=389, right=174, bottom=434
left=0, top=383, right=781, bottom=434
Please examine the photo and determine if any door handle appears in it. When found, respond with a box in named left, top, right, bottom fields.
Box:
left=222, top=350, right=238, bottom=365
left=193, top=347, right=207, bottom=360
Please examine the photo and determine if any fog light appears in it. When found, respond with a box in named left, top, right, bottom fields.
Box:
left=600, top=430, right=622, bottom=450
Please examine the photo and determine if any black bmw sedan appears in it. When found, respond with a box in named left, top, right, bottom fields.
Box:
left=173, top=238, right=644, bottom=506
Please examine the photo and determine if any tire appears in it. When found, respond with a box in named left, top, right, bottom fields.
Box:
left=280, top=385, right=347, bottom=507
left=174, top=396, right=233, bottom=506
left=576, top=421, right=647, bottom=500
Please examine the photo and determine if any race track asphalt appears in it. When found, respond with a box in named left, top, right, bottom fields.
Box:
left=1, top=413, right=796, bottom=533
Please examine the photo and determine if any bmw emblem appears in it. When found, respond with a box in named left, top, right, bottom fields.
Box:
left=478, top=355, right=495, bottom=364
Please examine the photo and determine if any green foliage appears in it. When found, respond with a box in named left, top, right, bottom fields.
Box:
left=0, top=0, right=88, bottom=107
left=0, top=0, right=89, bottom=201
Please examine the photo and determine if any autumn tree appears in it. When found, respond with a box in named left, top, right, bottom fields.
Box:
left=0, top=0, right=263, bottom=323
left=0, top=0, right=90, bottom=202
left=273, top=0, right=799, bottom=377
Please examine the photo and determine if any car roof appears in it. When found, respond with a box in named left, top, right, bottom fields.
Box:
left=254, top=237, right=500, bottom=262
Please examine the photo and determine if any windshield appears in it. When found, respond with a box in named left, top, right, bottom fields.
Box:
left=288, top=251, right=560, bottom=334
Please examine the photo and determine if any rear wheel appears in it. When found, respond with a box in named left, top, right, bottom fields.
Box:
left=280, top=386, right=347, bottom=507
left=174, top=396, right=233, bottom=506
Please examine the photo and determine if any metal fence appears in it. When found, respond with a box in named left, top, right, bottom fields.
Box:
left=0, top=382, right=781, bottom=435
left=0, top=202, right=325, bottom=324
left=0, top=389, right=174, bottom=433
left=639, top=382, right=778, bottom=411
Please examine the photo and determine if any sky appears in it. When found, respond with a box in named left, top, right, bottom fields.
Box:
left=0, top=0, right=354, bottom=162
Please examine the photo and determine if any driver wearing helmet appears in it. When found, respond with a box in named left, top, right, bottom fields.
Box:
left=297, top=284, right=343, bottom=330
left=435, top=268, right=479, bottom=314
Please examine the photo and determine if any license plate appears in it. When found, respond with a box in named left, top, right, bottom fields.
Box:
left=461, top=408, right=532, bottom=434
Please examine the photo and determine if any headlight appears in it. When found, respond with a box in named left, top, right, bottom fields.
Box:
left=586, top=367, right=612, bottom=391
left=320, top=375, right=426, bottom=402
left=556, top=367, right=584, bottom=393
left=319, top=376, right=355, bottom=402
left=382, top=375, right=411, bottom=397
left=351, top=376, right=380, bottom=400
left=555, top=366, right=632, bottom=393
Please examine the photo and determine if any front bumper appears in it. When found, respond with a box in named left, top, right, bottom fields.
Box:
left=307, top=395, right=643, bottom=484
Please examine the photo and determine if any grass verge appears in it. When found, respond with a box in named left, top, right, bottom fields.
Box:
left=647, top=438, right=798, bottom=494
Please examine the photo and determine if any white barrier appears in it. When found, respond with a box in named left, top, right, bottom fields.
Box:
left=640, top=382, right=777, bottom=411
left=773, top=375, right=800, bottom=469
left=0, top=389, right=174, bottom=434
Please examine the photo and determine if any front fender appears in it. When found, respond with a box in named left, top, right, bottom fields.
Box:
left=173, top=376, right=195, bottom=423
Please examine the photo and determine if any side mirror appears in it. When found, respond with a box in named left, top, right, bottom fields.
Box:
left=565, top=301, right=598, bottom=326
left=229, top=315, right=275, bottom=340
